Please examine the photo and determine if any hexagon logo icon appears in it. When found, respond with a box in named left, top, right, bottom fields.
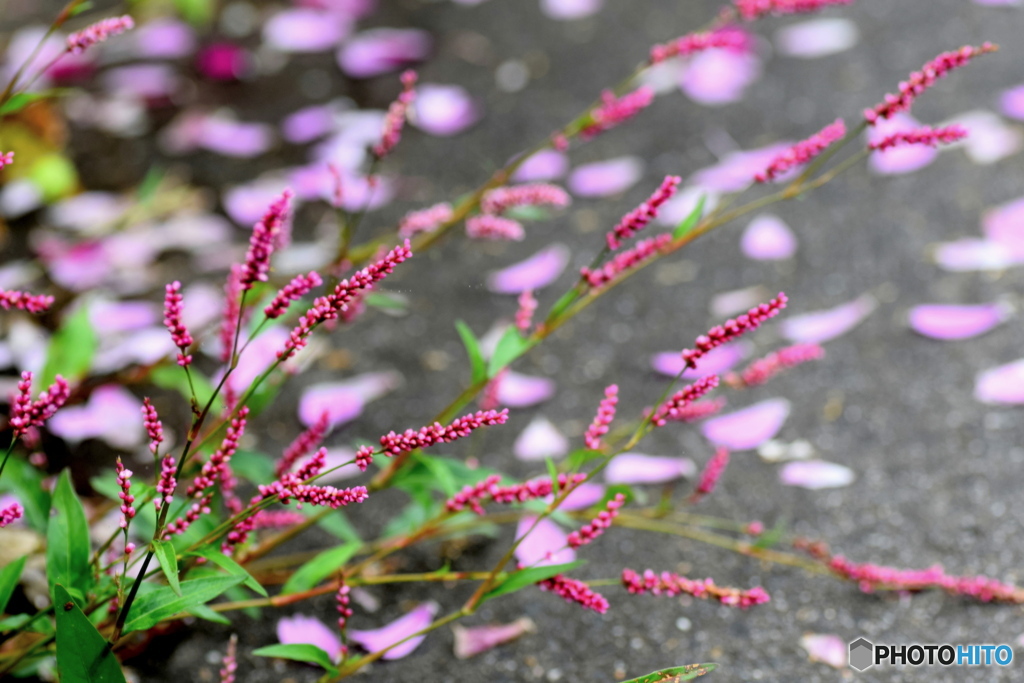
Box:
left=849, top=638, right=874, bottom=671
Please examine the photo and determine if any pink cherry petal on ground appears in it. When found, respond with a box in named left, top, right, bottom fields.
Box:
left=651, top=342, right=748, bottom=379
left=800, top=633, right=848, bottom=668
left=131, top=19, right=196, bottom=59
left=182, top=282, right=223, bottom=330
left=604, top=453, right=696, bottom=485
left=568, top=157, right=645, bottom=197
left=411, top=84, right=480, bottom=136
left=48, top=385, right=144, bottom=449
left=741, top=214, right=797, bottom=260
left=198, top=116, right=274, bottom=158
left=497, top=371, right=556, bottom=408
left=780, top=460, right=855, bottom=490
left=282, top=104, right=339, bottom=144
left=690, top=144, right=791, bottom=193
left=711, top=286, right=771, bottom=318
left=654, top=185, right=720, bottom=226
left=337, top=28, right=432, bottom=78
left=93, top=327, right=175, bottom=372
left=1001, top=83, right=1024, bottom=120
left=44, top=241, right=112, bottom=291
left=307, top=447, right=362, bottom=482
left=908, top=303, right=1011, bottom=340
left=774, top=18, right=859, bottom=59
left=781, top=294, right=876, bottom=343
left=298, top=0, right=377, bottom=19
left=453, top=618, right=536, bottom=659
left=944, top=110, right=1022, bottom=165
left=514, top=516, right=575, bottom=567
left=513, top=417, right=569, bottom=461
left=349, top=602, right=440, bottom=660
left=539, top=0, right=603, bottom=20
left=680, top=49, right=761, bottom=106
left=975, top=359, right=1024, bottom=404
left=47, top=193, right=127, bottom=234
left=982, top=195, right=1024, bottom=259
left=223, top=181, right=292, bottom=225
left=224, top=327, right=290, bottom=394
left=102, top=64, right=179, bottom=100
left=264, top=9, right=351, bottom=52
left=932, top=238, right=1015, bottom=271
left=277, top=614, right=343, bottom=663
left=556, top=482, right=606, bottom=511
left=156, top=213, right=234, bottom=252
left=289, top=165, right=394, bottom=210
left=486, top=244, right=570, bottom=294
left=867, top=113, right=937, bottom=175
left=702, top=398, right=790, bottom=451
left=299, top=372, right=400, bottom=426
left=89, top=301, right=158, bottom=335
left=512, top=149, right=569, bottom=182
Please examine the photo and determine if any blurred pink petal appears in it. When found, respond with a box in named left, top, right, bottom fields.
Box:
left=131, top=19, right=196, bottom=59
left=337, top=28, right=432, bottom=78
left=289, top=164, right=394, bottom=210
left=800, top=633, right=848, bottom=668
left=947, top=110, right=1022, bottom=165
left=264, top=9, right=351, bottom=52
left=298, top=0, right=377, bottom=18
left=496, top=371, right=556, bottom=408
left=223, top=181, right=292, bottom=225
left=41, top=240, right=112, bottom=291
left=90, top=300, right=158, bottom=334
left=868, top=113, right=937, bottom=175
left=182, top=282, right=224, bottom=330
left=93, top=328, right=175, bottom=372
left=908, top=303, right=1010, bottom=340
left=1001, top=83, right=1024, bottom=120
left=102, top=64, right=179, bottom=100
left=3, top=27, right=65, bottom=89
left=513, top=417, right=569, bottom=461
left=973, top=0, right=1021, bottom=5
left=453, top=618, right=536, bottom=659
left=486, top=244, right=570, bottom=293
left=781, top=294, right=876, bottom=343
left=48, top=192, right=127, bottom=233
left=780, top=460, right=855, bottom=490
left=539, top=0, right=603, bottom=19
left=156, top=213, right=234, bottom=252
left=198, top=116, right=274, bottom=158
left=568, top=157, right=645, bottom=197
left=277, top=614, right=343, bottom=663
left=556, top=482, right=606, bottom=511
left=982, top=195, right=1024, bottom=259
left=48, top=385, right=144, bottom=449
left=691, top=144, right=790, bottom=193
left=933, top=238, right=1015, bottom=271
left=774, top=18, right=858, bottom=59
left=512, top=150, right=569, bottom=182
left=604, top=453, right=696, bottom=484
left=514, top=516, right=575, bottom=566
left=651, top=342, right=748, bottom=379
left=975, top=359, right=1024, bottom=404
left=741, top=214, right=797, bottom=260
left=654, top=185, right=719, bottom=226
left=195, top=42, right=249, bottom=81
left=299, top=372, right=400, bottom=426
left=412, top=84, right=480, bottom=136
left=711, top=286, right=771, bottom=318
left=282, top=105, right=338, bottom=144
left=348, top=602, right=439, bottom=660
left=702, top=399, right=790, bottom=450
left=224, top=328, right=290, bottom=394
left=681, top=49, right=760, bottom=106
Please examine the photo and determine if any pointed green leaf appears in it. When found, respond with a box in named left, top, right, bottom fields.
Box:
left=47, top=470, right=92, bottom=599
left=54, top=584, right=127, bottom=683
left=40, top=304, right=97, bottom=390
left=488, top=326, right=533, bottom=378
left=481, top=560, right=584, bottom=603
left=0, top=556, right=28, bottom=614
left=281, top=542, right=359, bottom=596
left=455, top=320, right=487, bottom=384
left=190, top=547, right=267, bottom=597
left=672, top=195, right=706, bottom=240
left=621, top=663, right=718, bottom=682
left=152, top=540, right=181, bottom=597
left=253, top=643, right=338, bottom=674
left=545, top=457, right=560, bottom=490
left=123, top=575, right=244, bottom=633
left=186, top=603, right=232, bottom=625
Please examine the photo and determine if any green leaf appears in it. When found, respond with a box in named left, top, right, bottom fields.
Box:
left=0, top=89, right=69, bottom=116
left=672, top=195, right=706, bottom=240
left=548, top=288, right=580, bottom=321
left=308, top=507, right=361, bottom=544
left=752, top=519, right=787, bottom=550
left=190, top=547, right=267, bottom=597
left=47, top=470, right=92, bottom=600
left=621, top=663, right=718, bottom=683
left=364, top=291, right=409, bottom=314
left=230, top=450, right=276, bottom=485
left=54, top=584, right=127, bottom=683
left=566, top=447, right=603, bottom=471
left=152, top=540, right=181, bottom=597
left=186, top=603, right=232, bottom=625
left=281, top=542, right=359, bottom=595
left=481, top=560, right=584, bottom=603
left=123, top=575, right=244, bottom=634
left=455, top=320, right=487, bottom=384
left=0, top=456, right=49, bottom=531
left=40, top=304, right=97, bottom=390
left=0, top=556, right=27, bottom=614
left=413, top=453, right=457, bottom=496
left=135, top=165, right=165, bottom=205
left=150, top=363, right=222, bottom=413
left=544, top=457, right=560, bottom=490
left=488, top=326, right=532, bottom=378
left=253, top=643, right=338, bottom=674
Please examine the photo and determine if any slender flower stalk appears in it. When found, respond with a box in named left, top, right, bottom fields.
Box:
left=220, top=264, right=245, bottom=364
left=537, top=573, right=609, bottom=614
left=264, top=271, right=323, bottom=319
left=0, top=502, right=23, bottom=528
left=480, top=184, right=570, bottom=215
left=380, top=409, right=510, bottom=457
left=0, top=288, right=53, bottom=314
left=515, top=290, right=537, bottom=333
left=581, top=234, right=673, bottom=288
left=755, top=119, right=846, bottom=183
left=622, top=568, right=770, bottom=608
left=0, top=151, right=13, bottom=170
left=734, top=0, right=854, bottom=20
left=651, top=376, right=720, bottom=427
left=276, top=411, right=331, bottom=478
left=864, top=43, right=998, bottom=124
left=691, top=447, right=730, bottom=503
left=9, top=371, right=71, bottom=439
left=868, top=125, right=968, bottom=151
left=728, top=343, right=824, bottom=387
left=115, top=458, right=135, bottom=529
left=465, top=214, right=525, bottom=241
left=219, top=634, right=238, bottom=683
left=374, top=70, right=418, bottom=159
left=584, top=384, right=618, bottom=450
left=163, top=281, right=194, bottom=367
left=398, top=203, right=454, bottom=239
left=66, top=15, right=134, bottom=54
left=141, top=398, right=164, bottom=455
left=581, top=87, right=655, bottom=140
left=568, top=494, right=624, bottom=548
left=649, top=26, right=750, bottom=65
left=606, top=176, right=681, bottom=250
left=240, top=190, right=294, bottom=290
left=680, top=293, right=788, bottom=369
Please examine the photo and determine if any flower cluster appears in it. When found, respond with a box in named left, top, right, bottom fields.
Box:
left=276, top=411, right=331, bottom=478
left=445, top=473, right=587, bottom=514
left=680, top=293, right=788, bottom=369
left=622, top=568, right=770, bottom=608
left=649, top=26, right=749, bottom=65
left=187, top=407, right=249, bottom=497
left=537, top=573, right=609, bottom=614
left=691, top=447, right=730, bottom=502
left=163, top=281, right=193, bottom=367
left=729, top=343, right=824, bottom=387
left=115, top=458, right=135, bottom=529
left=828, top=556, right=1024, bottom=603
left=660, top=397, right=726, bottom=424
left=466, top=214, right=525, bottom=241
left=0, top=288, right=54, bottom=314
left=398, top=202, right=454, bottom=239
left=354, top=445, right=375, bottom=472
left=265, top=271, right=323, bottom=319
left=869, top=125, right=969, bottom=152
left=606, top=176, right=681, bottom=250
left=581, top=234, right=672, bottom=288
left=258, top=477, right=369, bottom=510
left=240, top=190, right=294, bottom=290
left=734, top=0, right=853, bottom=21
left=336, top=580, right=353, bottom=632
left=0, top=502, right=23, bottom=529
left=584, top=384, right=618, bottom=450
left=219, top=635, right=238, bottom=683
left=66, top=15, right=135, bottom=53
left=755, top=118, right=846, bottom=183
left=515, top=290, right=537, bottom=333
left=141, top=398, right=164, bottom=455
left=864, top=44, right=998, bottom=124
left=0, top=151, right=13, bottom=169
left=379, top=409, right=509, bottom=457
left=581, top=87, right=655, bottom=140
left=374, top=70, right=418, bottom=159
left=155, top=456, right=177, bottom=510
left=9, top=371, right=71, bottom=439
left=568, top=494, right=624, bottom=548
left=651, top=376, right=720, bottom=427
left=164, top=493, right=213, bottom=537
left=480, top=183, right=571, bottom=215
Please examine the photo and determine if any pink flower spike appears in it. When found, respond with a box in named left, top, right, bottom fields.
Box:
left=755, top=119, right=845, bottom=183
left=354, top=445, right=375, bottom=471
left=515, top=290, right=537, bottom=333
left=115, top=457, right=136, bottom=529
left=691, top=447, right=730, bottom=502
left=537, top=574, right=609, bottom=614
left=606, top=176, right=681, bottom=250
left=864, top=44, right=998, bottom=124
left=9, top=371, right=71, bottom=440
left=277, top=410, right=332, bottom=478
left=650, top=26, right=750, bottom=65
left=466, top=214, right=525, bottom=241
left=336, top=580, right=353, bottom=633
left=652, top=375, right=720, bottom=427
left=584, top=384, right=618, bottom=450
left=141, top=398, right=164, bottom=455
left=622, top=568, right=769, bottom=608
left=264, top=271, right=324, bottom=319
left=397, top=202, right=453, bottom=238
left=0, top=151, right=13, bottom=169
left=567, top=493, right=624, bottom=548
left=868, top=125, right=968, bottom=151
left=219, top=634, right=238, bottom=683
left=155, top=455, right=177, bottom=510
left=581, top=87, right=655, bottom=140
left=379, top=409, right=509, bottom=457
left=220, top=265, right=245, bottom=364
left=187, top=407, right=249, bottom=497
left=734, top=0, right=854, bottom=20
left=66, top=15, right=135, bottom=54
left=374, top=70, right=418, bottom=159
left=480, top=184, right=571, bottom=215
left=240, top=190, right=294, bottom=290
left=731, top=343, right=825, bottom=387
left=0, top=502, right=23, bottom=528
left=581, top=234, right=673, bottom=288
left=446, top=474, right=502, bottom=515
left=163, top=281, right=193, bottom=366
left=681, top=293, right=787, bottom=369
left=0, top=288, right=53, bottom=314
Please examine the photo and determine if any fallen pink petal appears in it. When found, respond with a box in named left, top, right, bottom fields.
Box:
left=800, top=633, right=848, bottom=668
left=975, top=359, right=1024, bottom=404
left=932, top=238, right=1016, bottom=272
left=263, top=9, right=351, bottom=52
left=567, top=157, right=645, bottom=198
left=514, top=516, right=576, bottom=567
left=486, top=244, right=570, bottom=293
left=496, top=371, right=557, bottom=407
left=780, top=294, right=876, bottom=343
left=513, top=416, right=570, bottom=460
left=1001, top=83, right=1024, bottom=120
left=907, top=303, right=1010, bottom=340
left=540, top=0, right=603, bottom=20
left=348, top=602, right=439, bottom=660
left=774, top=19, right=859, bottom=59
left=741, top=214, right=798, bottom=260
left=651, top=342, right=748, bottom=379
left=512, top=149, right=569, bottom=182
left=337, top=28, right=432, bottom=78
left=867, top=113, right=938, bottom=175
left=691, top=144, right=791, bottom=193
left=604, top=453, right=696, bottom=485
left=981, top=195, right=1024, bottom=259
left=654, top=185, right=720, bottom=226
left=452, top=618, right=536, bottom=659
left=680, top=48, right=761, bottom=106
left=411, top=84, right=481, bottom=136
left=779, top=460, right=855, bottom=490
left=276, top=614, right=343, bottom=663
left=556, top=482, right=607, bottom=511
left=299, top=373, right=401, bottom=426
left=48, top=385, right=144, bottom=450
left=702, top=399, right=791, bottom=451
left=944, top=110, right=1022, bottom=165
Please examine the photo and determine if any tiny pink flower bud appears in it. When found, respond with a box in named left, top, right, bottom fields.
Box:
left=480, top=183, right=571, bottom=215
left=651, top=376, right=720, bottom=427
left=374, top=70, right=418, bottom=159
left=868, top=124, right=968, bottom=152
left=141, top=398, right=164, bottom=455
left=66, top=15, right=135, bottom=54
left=584, top=384, right=618, bottom=450
left=264, top=271, right=323, bottom=319
left=734, top=0, right=853, bottom=21
left=116, top=457, right=136, bottom=529
left=220, top=634, right=238, bottom=683
left=568, top=493, right=624, bottom=548
left=155, top=455, right=177, bottom=510
left=755, top=119, right=846, bottom=183
left=398, top=202, right=454, bottom=239
left=163, top=281, right=194, bottom=367
left=240, top=190, right=294, bottom=290
left=336, top=580, right=353, bottom=631
left=680, top=293, right=787, bottom=369
left=0, top=502, right=23, bottom=528
left=606, top=176, right=681, bottom=250
left=515, top=290, right=537, bottom=333
left=581, top=87, right=655, bottom=140
left=0, top=151, right=13, bottom=170
left=581, top=234, right=673, bottom=289
left=551, top=133, right=569, bottom=152
left=691, top=447, right=730, bottom=502
left=125, top=542, right=136, bottom=555
left=745, top=520, right=765, bottom=536
left=465, top=214, right=525, bottom=241
left=649, top=26, right=750, bottom=64
left=0, top=288, right=53, bottom=314
left=354, top=445, right=375, bottom=472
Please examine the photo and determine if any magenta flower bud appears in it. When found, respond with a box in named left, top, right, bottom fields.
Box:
left=264, top=271, right=323, bottom=319
left=651, top=375, right=720, bottom=427
left=446, top=474, right=502, bottom=515
left=480, top=183, right=571, bottom=215
left=336, top=580, right=354, bottom=630
left=537, top=573, right=609, bottom=614
left=240, top=190, right=294, bottom=290
left=622, top=568, right=769, bottom=608
left=680, top=293, right=788, bottom=369
left=398, top=202, right=454, bottom=239
left=581, top=234, right=673, bottom=289
left=219, top=634, right=238, bottom=683
left=869, top=125, right=969, bottom=152
left=0, top=288, right=53, bottom=314
left=755, top=119, right=846, bottom=183
left=374, top=70, right=418, bottom=159
left=606, top=176, right=681, bottom=250
left=116, top=457, right=136, bottom=529
left=734, top=0, right=853, bottom=21
left=490, top=473, right=586, bottom=505
left=354, top=445, right=375, bottom=472
left=379, top=409, right=509, bottom=458
left=277, top=410, right=331, bottom=478
left=649, top=26, right=750, bottom=65
left=466, top=214, right=525, bottom=241
left=0, top=151, right=13, bottom=170
left=0, top=502, right=23, bottom=528
left=66, top=15, right=135, bottom=54
left=293, top=447, right=327, bottom=482
left=155, top=455, right=177, bottom=510
left=515, top=290, right=537, bottom=333
left=581, top=87, right=655, bottom=140
left=584, top=384, right=618, bottom=451
left=9, top=371, right=71, bottom=439
left=691, top=447, right=730, bottom=502
left=567, top=493, right=624, bottom=548
left=163, top=281, right=194, bottom=367
left=141, top=398, right=164, bottom=455
left=745, top=520, right=765, bottom=536
left=124, top=542, right=136, bottom=555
